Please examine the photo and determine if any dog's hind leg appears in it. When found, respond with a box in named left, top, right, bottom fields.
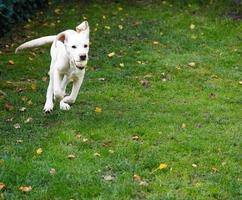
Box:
left=43, top=69, right=54, bottom=113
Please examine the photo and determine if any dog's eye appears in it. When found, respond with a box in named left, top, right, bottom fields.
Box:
left=84, top=44, right=88, bottom=48
left=72, top=45, right=77, bottom=49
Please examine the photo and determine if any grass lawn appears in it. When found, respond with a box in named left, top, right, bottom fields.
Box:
left=0, top=0, right=241, bottom=199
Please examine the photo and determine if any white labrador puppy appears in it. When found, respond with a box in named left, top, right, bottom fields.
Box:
left=15, top=21, right=90, bottom=113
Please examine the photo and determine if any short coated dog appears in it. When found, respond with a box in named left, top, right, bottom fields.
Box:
left=15, top=21, right=90, bottom=113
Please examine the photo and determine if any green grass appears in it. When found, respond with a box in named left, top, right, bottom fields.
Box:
left=0, top=0, right=241, bottom=199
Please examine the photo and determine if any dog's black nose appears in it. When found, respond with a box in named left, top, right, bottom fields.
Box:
left=80, top=55, right=86, bottom=61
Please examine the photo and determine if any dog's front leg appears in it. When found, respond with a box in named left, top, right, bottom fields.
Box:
left=53, top=69, right=65, bottom=100
left=60, top=74, right=84, bottom=110
left=43, top=71, right=54, bottom=113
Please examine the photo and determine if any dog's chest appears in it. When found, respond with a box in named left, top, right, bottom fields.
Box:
left=66, top=67, right=83, bottom=81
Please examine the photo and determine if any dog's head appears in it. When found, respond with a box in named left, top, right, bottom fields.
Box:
left=56, top=21, right=90, bottom=70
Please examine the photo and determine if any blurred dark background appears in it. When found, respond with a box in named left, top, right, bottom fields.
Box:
left=0, top=0, right=241, bottom=37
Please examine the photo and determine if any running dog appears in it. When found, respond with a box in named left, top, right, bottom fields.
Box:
left=16, top=21, right=90, bottom=113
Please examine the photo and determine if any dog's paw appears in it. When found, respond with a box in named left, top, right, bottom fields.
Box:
left=54, top=90, right=65, bottom=100
left=60, top=101, right=71, bottom=111
left=43, top=102, right=54, bottom=113
left=62, top=96, right=75, bottom=104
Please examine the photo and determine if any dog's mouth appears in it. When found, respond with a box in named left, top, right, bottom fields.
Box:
left=74, top=61, right=86, bottom=70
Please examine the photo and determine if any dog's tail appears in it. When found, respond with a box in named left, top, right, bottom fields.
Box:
left=15, top=35, right=56, bottom=53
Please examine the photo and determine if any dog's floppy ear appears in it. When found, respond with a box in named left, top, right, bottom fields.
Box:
left=55, top=31, right=68, bottom=47
left=76, top=21, right=89, bottom=37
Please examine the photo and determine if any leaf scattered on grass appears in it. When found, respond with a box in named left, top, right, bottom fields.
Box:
left=98, top=78, right=105, bottom=81
left=19, top=186, right=32, bottom=192
left=94, top=152, right=101, bottom=157
left=140, top=79, right=150, bottom=88
left=4, top=103, right=14, bottom=111
left=105, top=25, right=110, bottom=30
left=0, top=182, right=6, bottom=190
left=49, top=168, right=56, bottom=175
left=67, top=154, right=76, bottom=159
left=151, top=163, right=168, bottom=173
left=8, top=60, right=15, bottom=65
left=36, top=148, right=43, bottom=155
left=108, top=149, right=114, bottom=154
left=239, top=81, right=242, bottom=85
left=25, top=117, right=33, bottom=123
left=192, top=164, right=198, bottom=168
left=14, top=123, right=20, bottom=129
left=153, top=41, right=159, bottom=45
left=182, top=123, right=186, bottom=129
left=133, top=174, right=142, bottom=182
left=190, top=24, right=195, bottom=30
left=119, top=63, right=124, bottom=67
left=19, top=107, right=26, bottom=112
left=31, top=83, right=37, bottom=91
left=95, top=107, right=102, bottom=113
left=82, top=138, right=88, bottom=142
left=132, top=135, right=139, bottom=141
left=118, top=25, right=123, bottom=30
left=103, top=175, right=115, bottom=181
left=16, top=139, right=23, bottom=144
left=139, top=181, right=149, bottom=186
left=108, top=52, right=115, bottom=57
left=118, top=7, right=123, bottom=11
left=188, top=62, right=196, bottom=67
left=159, top=163, right=168, bottom=170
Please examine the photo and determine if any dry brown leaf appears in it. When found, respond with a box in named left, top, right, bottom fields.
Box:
left=4, top=103, right=14, bottom=111
left=140, top=79, right=150, bottom=88
left=19, top=186, right=32, bottom=192
left=0, top=182, right=6, bottom=190
left=133, top=174, right=142, bottom=182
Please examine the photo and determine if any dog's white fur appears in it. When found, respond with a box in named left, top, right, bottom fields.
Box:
left=15, top=21, right=90, bottom=113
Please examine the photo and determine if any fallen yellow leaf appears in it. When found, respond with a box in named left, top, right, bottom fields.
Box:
left=95, top=107, right=102, bottom=113
left=19, top=186, right=32, bottom=192
left=153, top=41, right=159, bottom=45
left=94, top=152, right=101, bottom=157
left=190, top=24, right=195, bottom=30
left=188, top=62, right=196, bottom=67
left=182, top=123, right=186, bottom=128
left=118, top=7, right=123, bottom=11
left=67, top=154, right=76, bottom=159
left=36, top=148, right=43, bottom=155
left=118, top=25, right=123, bottom=30
left=104, top=25, right=110, bottom=30
left=31, top=83, right=37, bottom=91
left=108, top=52, right=115, bottom=57
left=119, top=63, right=124, bottom=67
left=8, top=60, right=14, bottom=65
left=159, top=163, right=168, bottom=169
